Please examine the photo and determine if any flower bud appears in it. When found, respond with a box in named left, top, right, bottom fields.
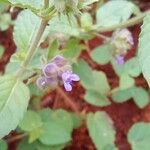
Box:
left=52, top=55, right=68, bottom=67
left=111, top=28, right=134, bottom=55
left=43, top=62, right=58, bottom=78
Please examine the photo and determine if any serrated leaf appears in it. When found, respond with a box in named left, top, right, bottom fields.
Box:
left=0, top=139, right=7, bottom=150
left=73, top=59, right=93, bottom=88
left=96, top=0, right=139, bottom=27
left=91, top=44, right=113, bottom=65
left=92, top=71, right=110, bottom=94
left=39, top=109, right=73, bottom=145
left=138, top=13, right=150, bottom=86
left=85, top=90, right=110, bottom=106
left=39, top=121, right=71, bottom=145
left=112, top=87, right=149, bottom=108
left=8, top=0, right=43, bottom=11
left=128, top=122, right=150, bottom=150
left=19, top=110, right=43, bottom=132
left=13, top=10, right=41, bottom=51
left=0, top=75, right=30, bottom=138
left=48, top=15, right=80, bottom=37
left=87, top=112, right=117, bottom=150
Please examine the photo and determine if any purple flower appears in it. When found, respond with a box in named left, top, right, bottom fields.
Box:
left=36, top=76, right=58, bottom=89
left=62, top=71, right=80, bottom=91
left=43, top=63, right=58, bottom=78
left=115, top=55, right=125, bottom=65
left=36, top=76, right=47, bottom=89
left=52, top=55, right=68, bottom=67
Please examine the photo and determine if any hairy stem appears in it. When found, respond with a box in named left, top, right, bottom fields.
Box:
left=17, top=19, right=48, bottom=77
left=56, top=87, right=80, bottom=114
left=44, top=0, right=49, bottom=9
left=95, top=12, right=147, bottom=33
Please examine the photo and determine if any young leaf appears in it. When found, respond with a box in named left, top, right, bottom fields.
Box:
left=128, top=122, right=150, bottom=150
left=124, top=57, right=141, bottom=77
left=13, top=10, right=41, bottom=51
left=91, top=44, right=113, bottom=65
left=85, top=90, right=110, bottom=106
left=119, top=73, right=135, bottom=90
left=0, top=139, right=7, bottom=150
left=96, top=0, right=139, bottom=27
left=87, top=112, right=117, bottom=150
left=138, top=13, right=150, bottom=86
left=0, top=75, right=30, bottom=138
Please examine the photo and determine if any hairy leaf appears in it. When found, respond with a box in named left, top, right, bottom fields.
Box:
left=0, top=75, right=30, bottom=138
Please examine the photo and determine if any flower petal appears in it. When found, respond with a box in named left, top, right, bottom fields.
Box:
left=36, top=76, right=47, bottom=89
left=43, top=63, right=58, bottom=78
left=64, top=82, right=72, bottom=91
left=70, top=74, right=80, bottom=81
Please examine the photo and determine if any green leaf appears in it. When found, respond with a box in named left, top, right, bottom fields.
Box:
left=62, top=39, right=84, bottom=60
left=128, top=122, right=150, bottom=150
left=0, top=75, right=30, bottom=138
left=17, top=138, right=66, bottom=150
left=48, top=15, right=80, bottom=37
left=85, top=90, right=110, bottom=106
left=87, top=112, right=117, bottom=150
left=96, top=0, right=139, bottom=27
left=119, top=73, right=135, bottom=90
left=47, top=40, right=59, bottom=60
left=17, top=138, right=38, bottom=150
left=0, top=13, right=12, bottom=31
left=131, top=87, right=149, bottom=108
left=80, top=12, right=93, bottom=29
left=8, top=0, right=43, bottom=11
left=138, top=13, right=150, bottom=86
left=112, top=88, right=132, bottom=103
left=13, top=10, right=41, bottom=51
left=73, top=59, right=93, bottom=89
left=0, top=139, right=7, bottom=150
left=39, top=121, right=71, bottom=145
left=39, top=109, right=73, bottom=145
left=112, top=87, right=149, bottom=108
left=19, top=110, right=43, bottom=132
left=92, top=71, right=110, bottom=94
left=91, top=44, right=113, bottom=65
left=125, top=57, right=141, bottom=77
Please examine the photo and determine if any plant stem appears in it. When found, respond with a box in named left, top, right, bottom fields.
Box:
left=56, top=87, right=80, bottom=114
left=44, top=0, right=49, bottom=9
left=17, top=19, right=48, bottom=77
left=7, top=133, right=27, bottom=143
left=95, top=12, right=147, bottom=33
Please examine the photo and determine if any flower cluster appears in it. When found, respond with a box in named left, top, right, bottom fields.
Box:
left=111, top=28, right=134, bottom=65
left=36, top=55, right=80, bottom=91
